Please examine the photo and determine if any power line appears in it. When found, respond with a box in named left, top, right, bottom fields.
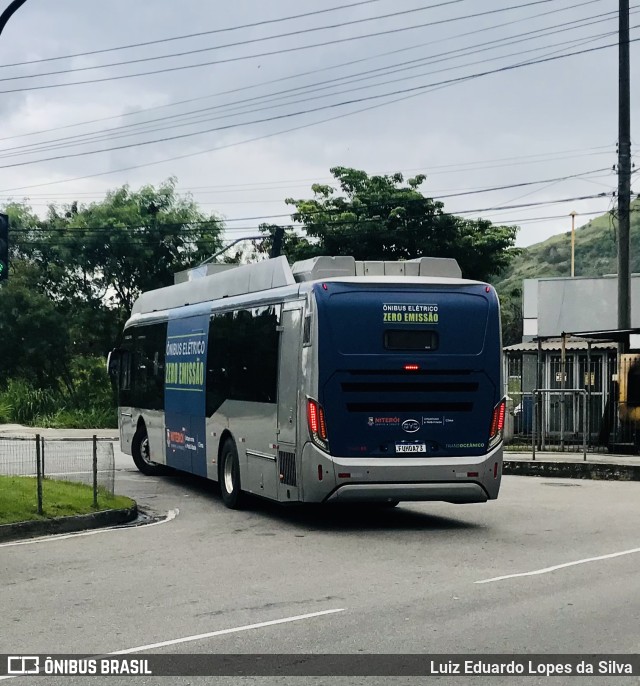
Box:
left=0, top=0, right=558, bottom=93
left=7, top=189, right=614, bottom=235
left=0, top=0, right=601, bottom=144
left=0, top=0, right=395, bottom=67
left=0, top=156, right=615, bottom=201
left=1, top=10, right=626, bottom=159
left=0, top=2, right=472, bottom=82
left=0, top=39, right=630, bottom=171
left=0, top=40, right=626, bottom=195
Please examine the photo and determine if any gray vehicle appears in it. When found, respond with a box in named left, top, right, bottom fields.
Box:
left=109, top=255, right=504, bottom=509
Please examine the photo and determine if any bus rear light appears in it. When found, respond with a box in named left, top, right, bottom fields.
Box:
left=467, top=471, right=479, bottom=478
left=338, top=472, right=351, bottom=479
left=318, top=407, right=328, bottom=441
left=403, top=363, right=420, bottom=371
left=308, top=400, right=319, bottom=434
left=307, top=398, right=329, bottom=451
left=488, top=398, right=506, bottom=449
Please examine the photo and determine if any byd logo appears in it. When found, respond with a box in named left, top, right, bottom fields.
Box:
left=402, top=419, right=420, bottom=433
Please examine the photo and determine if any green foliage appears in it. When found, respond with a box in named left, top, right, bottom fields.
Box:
left=494, top=198, right=640, bottom=345
left=499, top=287, right=524, bottom=347
left=19, top=178, right=223, bottom=316
left=495, top=198, right=640, bottom=294
left=0, top=279, right=72, bottom=388
left=0, top=476, right=134, bottom=524
left=262, top=167, right=520, bottom=282
left=1, top=380, right=58, bottom=424
left=0, top=359, right=116, bottom=428
left=1, top=179, right=223, bottom=429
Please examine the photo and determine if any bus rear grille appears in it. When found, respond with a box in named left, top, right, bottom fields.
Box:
left=342, top=382, right=478, bottom=393
left=347, top=369, right=474, bottom=376
left=346, top=402, right=473, bottom=412
left=278, top=451, right=297, bottom=486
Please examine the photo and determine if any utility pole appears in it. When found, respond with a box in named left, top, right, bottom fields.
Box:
left=570, top=211, right=577, bottom=277
left=617, top=0, right=632, bottom=347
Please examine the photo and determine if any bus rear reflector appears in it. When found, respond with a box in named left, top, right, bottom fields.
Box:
left=307, top=398, right=329, bottom=451
left=318, top=464, right=323, bottom=481
left=488, top=398, right=506, bottom=450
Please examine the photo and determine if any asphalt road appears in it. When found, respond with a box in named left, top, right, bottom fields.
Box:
left=1, top=444, right=639, bottom=685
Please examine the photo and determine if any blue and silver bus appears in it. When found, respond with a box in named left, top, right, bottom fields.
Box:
left=109, top=255, right=505, bottom=509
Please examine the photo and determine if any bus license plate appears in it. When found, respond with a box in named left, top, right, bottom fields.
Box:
left=395, top=443, right=426, bottom=454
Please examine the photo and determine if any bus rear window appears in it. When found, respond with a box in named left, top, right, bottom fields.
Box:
left=384, top=330, right=438, bottom=351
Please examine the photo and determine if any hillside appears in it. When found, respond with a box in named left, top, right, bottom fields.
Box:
left=495, top=196, right=640, bottom=294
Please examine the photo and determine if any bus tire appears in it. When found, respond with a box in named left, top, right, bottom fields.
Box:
left=220, top=438, right=244, bottom=509
left=131, top=425, right=162, bottom=476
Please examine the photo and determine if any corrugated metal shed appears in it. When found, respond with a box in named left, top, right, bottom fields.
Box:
left=504, top=337, right=617, bottom=353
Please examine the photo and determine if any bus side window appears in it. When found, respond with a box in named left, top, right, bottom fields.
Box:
left=118, top=349, right=132, bottom=407
left=303, top=315, right=312, bottom=346
left=120, top=351, right=131, bottom=390
left=124, top=323, right=167, bottom=411
left=206, top=305, right=280, bottom=414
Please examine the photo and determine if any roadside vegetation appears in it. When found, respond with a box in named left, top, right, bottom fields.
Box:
left=0, top=475, right=134, bottom=525
left=494, top=197, right=640, bottom=344
left=1, top=170, right=523, bottom=428
left=0, top=178, right=222, bottom=429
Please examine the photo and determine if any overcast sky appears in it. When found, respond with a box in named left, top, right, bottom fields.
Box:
left=0, top=0, right=636, bottom=252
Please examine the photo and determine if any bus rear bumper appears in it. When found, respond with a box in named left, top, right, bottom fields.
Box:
left=301, top=441, right=502, bottom=503
left=325, top=482, right=488, bottom=504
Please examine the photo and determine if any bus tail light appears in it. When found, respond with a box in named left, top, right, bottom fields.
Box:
left=488, top=398, right=506, bottom=450
left=307, top=398, right=329, bottom=451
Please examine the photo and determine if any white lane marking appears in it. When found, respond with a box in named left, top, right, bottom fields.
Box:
left=0, top=509, right=178, bottom=548
left=476, top=546, right=640, bottom=584
left=112, top=608, right=345, bottom=654
left=0, top=609, right=345, bottom=681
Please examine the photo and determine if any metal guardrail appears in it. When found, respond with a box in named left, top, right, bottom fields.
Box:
left=532, top=389, right=588, bottom=461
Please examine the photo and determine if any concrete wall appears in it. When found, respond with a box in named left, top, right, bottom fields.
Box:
left=532, top=275, right=640, bottom=338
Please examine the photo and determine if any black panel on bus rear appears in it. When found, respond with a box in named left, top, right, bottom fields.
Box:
left=314, top=282, right=501, bottom=458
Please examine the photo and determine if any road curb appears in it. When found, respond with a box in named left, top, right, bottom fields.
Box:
left=503, top=460, right=640, bottom=481
left=0, top=503, right=138, bottom=543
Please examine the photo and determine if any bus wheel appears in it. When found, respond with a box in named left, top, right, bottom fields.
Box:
left=132, top=426, right=161, bottom=476
left=220, top=438, right=244, bottom=509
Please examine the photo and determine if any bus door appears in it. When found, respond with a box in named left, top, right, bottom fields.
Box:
left=276, top=306, right=302, bottom=501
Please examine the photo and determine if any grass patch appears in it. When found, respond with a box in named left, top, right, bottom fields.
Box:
left=0, top=475, right=134, bottom=525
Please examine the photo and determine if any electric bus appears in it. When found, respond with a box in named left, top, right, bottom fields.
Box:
left=108, top=255, right=504, bottom=509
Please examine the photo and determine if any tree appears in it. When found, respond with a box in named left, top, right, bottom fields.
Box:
left=499, top=286, right=524, bottom=346
left=27, top=178, right=223, bottom=317
left=265, top=167, right=519, bottom=281
left=0, top=275, right=72, bottom=388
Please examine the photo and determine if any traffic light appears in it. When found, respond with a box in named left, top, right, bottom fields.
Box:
left=0, top=213, right=8, bottom=283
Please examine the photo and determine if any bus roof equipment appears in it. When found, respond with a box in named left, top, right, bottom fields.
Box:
left=132, top=255, right=463, bottom=316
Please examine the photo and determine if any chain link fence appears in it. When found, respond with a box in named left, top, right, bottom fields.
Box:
left=0, top=436, right=115, bottom=514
